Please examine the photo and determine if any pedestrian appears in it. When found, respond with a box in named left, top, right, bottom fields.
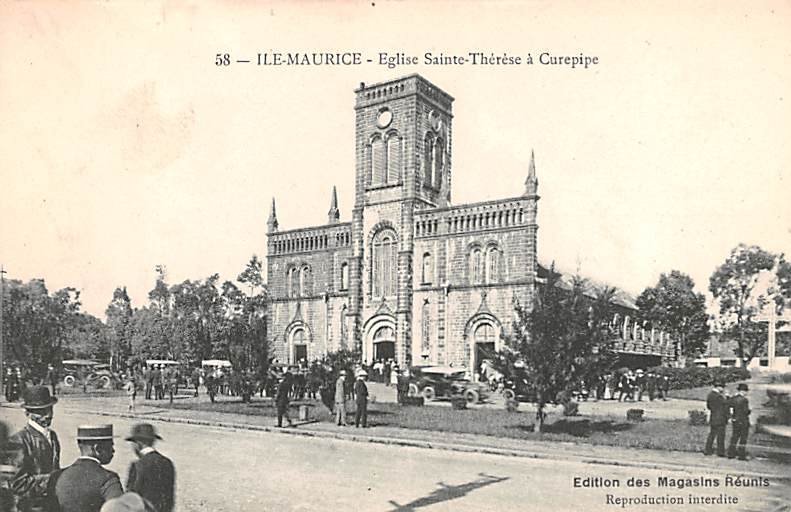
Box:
left=703, top=380, right=729, bottom=457
left=125, top=423, right=175, bottom=512
left=634, top=369, right=645, bottom=402
left=390, top=364, right=399, bottom=387
left=45, top=364, right=59, bottom=397
left=275, top=373, right=294, bottom=428
left=125, top=376, right=137, bottom=412
left=152, top=366, right=163, bottom=401
left=8, top=386, right=61, bottom=512
left=383, top=360, right=391, bottom=387
left=646, top=372, right=656, bottom=401
left=167, top=368, right=178, bottom=404
left=54, top=424, right=123, bottom=512
left=727, top=383, right=751, bottom=460
left=1, top=421, right=18, bottom=512
left=144, top=366, right=153, bottom=401
left=191, top=368, right=201, bottom=398
left=354, top=370, right=369, bottom=428
left=660, top=374, right=670, bottom=400
left=335, top=370, right=348, bottom=426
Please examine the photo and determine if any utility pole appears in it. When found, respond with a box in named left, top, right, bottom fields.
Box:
left=0, top=264, right=6, bottom=401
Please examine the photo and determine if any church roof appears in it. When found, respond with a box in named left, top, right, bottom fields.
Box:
left=537, top=262, right=638, bottom=310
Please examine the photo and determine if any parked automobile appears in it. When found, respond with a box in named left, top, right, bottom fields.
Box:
left=406, top=366, right=489, bottom=404
left=61, top=360, right=119, bottom=389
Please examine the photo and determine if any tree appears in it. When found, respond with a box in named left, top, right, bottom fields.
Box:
left=105, top=286, right=133, bottom=369
left=500, top=267, right=616, bottom=432
left=237, top=255, right=264, bottom=297
left=636, top=270, right=709, bottom=358
left=709, top=244, right=789, bottom=363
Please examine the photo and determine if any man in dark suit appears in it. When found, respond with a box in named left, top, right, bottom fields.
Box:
left=125, top=423, right=175, bottom=512
left=704, top=380, right=729, bottom=457
left=9, top=385, right=61, bottom=512
left=54, top=424, right=123, bottom=512
left=728, top=383, right=751, bottom=460
left=354, top=370, right=369, bottom=428
left=275, top=372, right=294, bottom=428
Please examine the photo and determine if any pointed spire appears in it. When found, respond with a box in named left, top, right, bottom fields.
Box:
left=524, top=149, right=538, bottom=196
left=267, top=197, right=279, bottom=232
left=327, top=185, right=340, bottom=224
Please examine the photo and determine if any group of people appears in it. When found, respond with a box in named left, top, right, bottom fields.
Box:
left=1, top=385, right=175, bottom=512
left=370, top=359, right=400, bottom=386
left=140, top=365, right=180, bottom=403
left=704, top=381, right=752, bottom=460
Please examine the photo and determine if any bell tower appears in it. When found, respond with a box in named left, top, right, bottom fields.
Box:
left=348, top=75, right=454, bottom=365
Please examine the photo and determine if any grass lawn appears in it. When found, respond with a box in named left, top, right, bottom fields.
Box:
left=668, top=381, right=751, bottom=401
left=162, top=397, right=790, bottom=462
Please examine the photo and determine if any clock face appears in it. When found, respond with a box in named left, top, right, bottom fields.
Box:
left=377, top=109, right=393, bottom=129
left=429, top=110, right=441, bottom=131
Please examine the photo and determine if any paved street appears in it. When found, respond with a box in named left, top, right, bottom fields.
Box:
left=3, top=405, right=790, bottom=512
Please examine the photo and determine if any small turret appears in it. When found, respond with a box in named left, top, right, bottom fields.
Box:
left=327, top=186, right=340, bottom=224
left=267, top=197, right=279, bottom=232
left=524, top=149, right=538, bottom=197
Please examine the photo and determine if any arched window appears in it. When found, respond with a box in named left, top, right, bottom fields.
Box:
left=287, top=267, right=298, bottom=298
left=424, top=134, right=434, bottom=188
left=474, top=323, right=495, bottom=344
left=433, top=137, right=444, bottom=189
left=421, top=252, right=432, bottom=284
left=299, top=265, right=312, bottom=297
left=340, top=262, right=349, bottom=291
left=386, top=133, right=401, bottom=184
left=469, top=247, right=483, bottom=285
left=421, top=301, right=431, bottom=356
left=485, top=247, right=500, bottom=284
left=371, top=135, right=386, bottom=186
left=372, top=231, right=397, bottom=297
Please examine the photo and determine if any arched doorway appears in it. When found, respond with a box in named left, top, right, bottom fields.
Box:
left=473, top=323, right=496, bottom=375
left=290, top=327, right=308, bottom=364
left=373, top=325, right=396, bottom=361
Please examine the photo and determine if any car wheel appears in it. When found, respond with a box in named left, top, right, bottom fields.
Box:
left=99, top=375, right=111, bottom=389
left=503, top=388, right=516, bottom=401
left=422, top=386, right=436, bottom=400
left=465, top=389, right=479, bottom=404
left=408, top=383, right=419, bottom=397
left=64, top=375, right=75, bottom=387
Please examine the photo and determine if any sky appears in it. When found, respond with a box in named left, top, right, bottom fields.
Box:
left=1, top=1, right=789, bottom=320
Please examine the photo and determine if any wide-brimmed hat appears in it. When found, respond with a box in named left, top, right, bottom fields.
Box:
left=125, top=423, right=162, bottom=442
left=356, top=370, right=368, bottom=378
left=737, top=383, right=749, bottom=391
left=21, top=386, right=58, bottom=410
left=77, top=424, right=114, bottom=441
left=100, top=492, right=155, bottom=512
left=339, top=370, right=346, bottom=375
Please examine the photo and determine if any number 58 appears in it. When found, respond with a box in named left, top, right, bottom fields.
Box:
left=216, top=54, right=230, bottom=66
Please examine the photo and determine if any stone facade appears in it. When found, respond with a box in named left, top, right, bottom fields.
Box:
left=266, top=74, right=539, bottom=373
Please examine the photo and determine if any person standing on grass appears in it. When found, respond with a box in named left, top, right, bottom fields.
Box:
left=335, top=370, right=348, bottom=426
left=191, top=367, right=201, bottom=398
left=354, top=371, right=369, bottom=428
left=275, top=373, right=294, bottom=428
left=727, top=383, right=751, bottom=460
left=704, top=380, right=729, bottom=457
left=125, top=376, right=137, bottom=412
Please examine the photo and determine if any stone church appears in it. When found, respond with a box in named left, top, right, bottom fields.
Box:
left=265, top=74, right=675, bottom=371
left=265, top=73, right=536, bottom=373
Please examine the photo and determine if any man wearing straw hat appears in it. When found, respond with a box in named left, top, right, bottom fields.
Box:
left=125, top=423, right=175, bottom=512
left=54, top=424, right=123, bottom=512
left=9, top=385, right=61, bottom=512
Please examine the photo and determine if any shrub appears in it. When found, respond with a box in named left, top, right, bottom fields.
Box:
left=649, top=366, right=749, bottom=390
left=402, top=396, right=424, bottom=407
left=505, top=399, right=520, bottom=412
left=767, top=372, right=791, bottom=384
left=451, top=397, right=467, bottom=410
left=688, top=410, right=708, bottom=426
left=563, top=401, right=580, bottom=416
left=627, top=408, right=644, bottom=422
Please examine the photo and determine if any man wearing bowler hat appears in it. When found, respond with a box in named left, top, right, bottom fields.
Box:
left=54, top=424, right=123, bottom=512
left=125, top=424, right=175, bottom=512
left=703, top=379, right=729, bottom=457
left=9, top=385, right=61, bottom=512
left=728, top=383, right=751, bottom=460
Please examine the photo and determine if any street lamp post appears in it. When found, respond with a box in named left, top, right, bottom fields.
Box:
left=0, top=264, right=6, bottom=401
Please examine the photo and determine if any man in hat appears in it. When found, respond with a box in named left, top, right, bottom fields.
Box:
left=125, top=423, right=175, bottom=512
left=704, top=380, right=729, bottom=457
left=9, top=385, right=61, bottom=511
left=335, top=370, right=348, bottom=427
left=727, top=383, right=751, bottom=460
left=54, top=424, right=123, bottom=512
left=275, top=372, right=294, bottom=428
left=353, top=370, right=369, bottom=428
left=100, top=492, right=156, bottom=512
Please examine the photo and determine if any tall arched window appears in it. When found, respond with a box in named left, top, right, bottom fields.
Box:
left=421, top=301, right=431, bottom=356
left=371, top=135, right=386, bottom=186
left=386, top=133, right=401, bottom=184
left=287, top=267, right=298, bottom=298
left=485, top=247, right=500, bottom=284
left=469, top=247, right=483, bottom=285
left=434, top=137, right=444, bottom=189
left=421, top=252, right=433, bottom=284
left=424, top=134, right=434, bottom=188
left=340, top=262, right=349, bottom=291
left=373, top=231, right=397, bottom=297
left=299, top=265, right=312, bottom=297
left=474, top=323, right=495, bottom=344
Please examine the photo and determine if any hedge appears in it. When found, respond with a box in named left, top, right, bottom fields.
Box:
left=648, top=366, right=750, bottom=390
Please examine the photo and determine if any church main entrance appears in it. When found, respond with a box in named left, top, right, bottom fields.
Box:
left=373, top=325, right=396, bottom=361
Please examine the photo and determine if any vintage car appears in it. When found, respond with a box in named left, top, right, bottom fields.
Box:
left=407, top=366, right=489, bottom=404
left=61, top=359, right=119, bottom=389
